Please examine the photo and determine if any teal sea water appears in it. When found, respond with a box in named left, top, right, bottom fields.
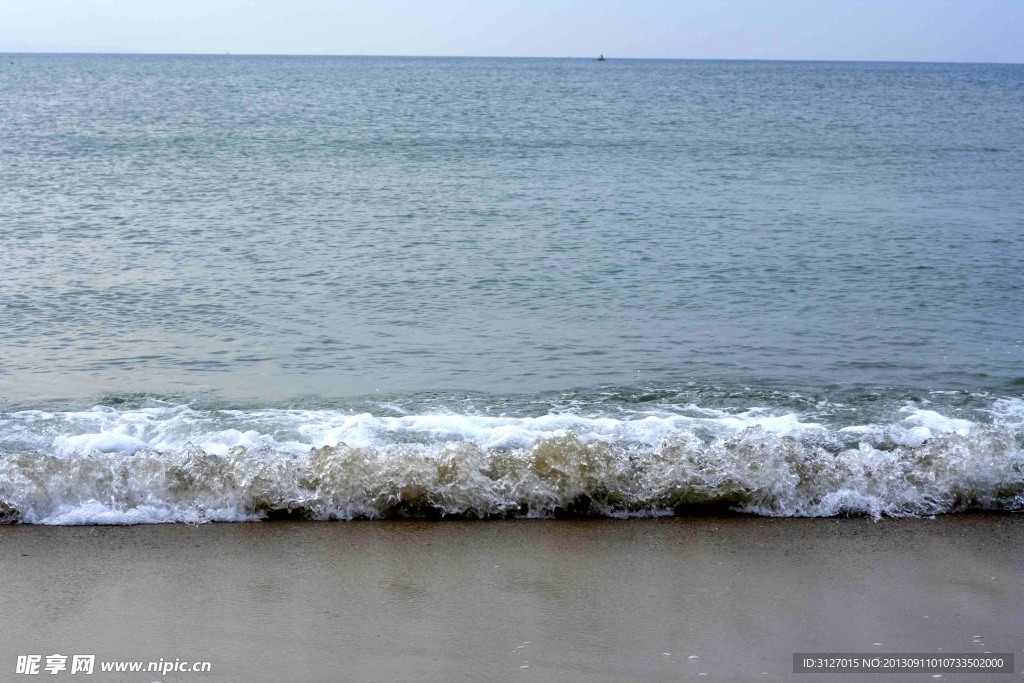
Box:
left=1, top=55, right=1022, bottom=523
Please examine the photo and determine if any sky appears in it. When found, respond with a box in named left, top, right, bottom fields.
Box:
left=1, top=0, right=1022, bottom=64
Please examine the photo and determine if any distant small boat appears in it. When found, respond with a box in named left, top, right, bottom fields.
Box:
left=597, top=54, right=606, bottom=61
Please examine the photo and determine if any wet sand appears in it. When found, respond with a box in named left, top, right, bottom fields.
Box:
left=1, top=515, right=1021, bottom=682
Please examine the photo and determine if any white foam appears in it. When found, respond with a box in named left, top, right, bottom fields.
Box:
left=55, top=432, right=148, bottom=456
left=901, top=407, right=974, bottom=436
left=0, top=400, right=1020, bottom=524
left=37, top=500, right=256, bottom=526
left=10, top=404, right=828, bottom=459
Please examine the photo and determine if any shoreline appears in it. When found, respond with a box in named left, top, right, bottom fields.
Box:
left=2, top=515, right=1022, bottom=681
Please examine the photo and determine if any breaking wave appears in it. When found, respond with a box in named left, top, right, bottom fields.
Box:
left=1, top=396, right=1022, bottom=524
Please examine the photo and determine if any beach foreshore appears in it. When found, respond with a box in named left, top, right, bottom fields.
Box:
left=2, top=515, right=1021, bottom=682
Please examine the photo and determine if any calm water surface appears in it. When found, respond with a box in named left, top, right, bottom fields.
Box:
left=2, top=55, right=1021, bottom=403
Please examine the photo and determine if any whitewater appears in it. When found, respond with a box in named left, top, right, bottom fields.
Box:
left=1, top=393, right=1020, bottom=524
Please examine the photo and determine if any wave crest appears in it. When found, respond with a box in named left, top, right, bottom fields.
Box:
left=1, top=420, right=1021, bottom=524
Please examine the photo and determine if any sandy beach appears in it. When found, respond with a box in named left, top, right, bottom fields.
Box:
left=1, top=514, right=1020, bottom=682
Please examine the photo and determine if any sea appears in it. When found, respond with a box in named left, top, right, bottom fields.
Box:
left=1, top=55, right=1022, bottom=524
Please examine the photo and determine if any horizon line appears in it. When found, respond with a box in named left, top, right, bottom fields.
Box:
left=1, top=51, right=1021, bottom=67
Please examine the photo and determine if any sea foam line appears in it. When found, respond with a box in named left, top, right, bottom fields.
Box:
left=0, top=401, right=1021, bottom=524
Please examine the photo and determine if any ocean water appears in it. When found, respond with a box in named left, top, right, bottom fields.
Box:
left=1, top=55, right=1022, bottom=523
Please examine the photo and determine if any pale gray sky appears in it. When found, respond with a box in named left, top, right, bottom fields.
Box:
left=1, top=0, right=1022, bottom=63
